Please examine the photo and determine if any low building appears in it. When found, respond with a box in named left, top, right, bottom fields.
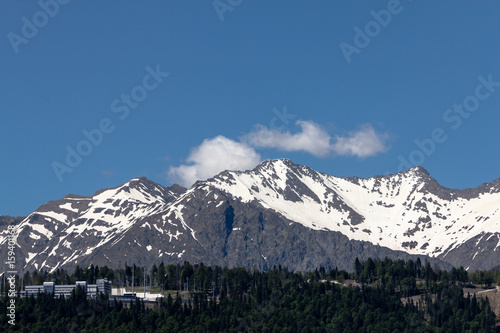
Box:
left=24, top=279, right=111, bottom=298
left=111, top=287, right=163, bottom=302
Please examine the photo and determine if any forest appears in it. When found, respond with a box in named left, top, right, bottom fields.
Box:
left=1, top=258, right=499, bottom=332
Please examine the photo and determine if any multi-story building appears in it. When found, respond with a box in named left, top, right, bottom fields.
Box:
left=24, top=279, right=111, bottom=298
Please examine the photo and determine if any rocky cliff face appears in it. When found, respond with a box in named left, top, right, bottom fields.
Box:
left=2, top=159, right=499, bottom=273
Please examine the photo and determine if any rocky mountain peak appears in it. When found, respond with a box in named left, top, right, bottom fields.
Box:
left=2, top=159, right=500, bottom=274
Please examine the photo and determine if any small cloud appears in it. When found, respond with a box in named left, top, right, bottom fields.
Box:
left=100, top=169, right=116, bottom=177
left=157, top=155, right=171, bottom=161
left=244, top=120, right=389, bottom=158
left=243, top=120, right=332, bottom=157
left=332, top=124, right=389, bottom=158
left=168, top=136, right=261, bottom=187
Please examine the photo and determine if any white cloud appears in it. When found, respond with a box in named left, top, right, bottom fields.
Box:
left=168, top=136, right=261, bottom=187
left=332, top=124, right=389, bottom=158
left=168, top=122, right=389, bottom=187
left=244, top=120, right=389, bottom=158
left=244, top=120, right=332, bottom=157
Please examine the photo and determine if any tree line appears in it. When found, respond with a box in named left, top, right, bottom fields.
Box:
left=0, top=258, right=498, bottom=332
left=2, top=258, right=500, bottom=295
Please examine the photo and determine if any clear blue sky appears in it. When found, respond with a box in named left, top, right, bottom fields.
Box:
left=1, top=1, right=500, bottom=216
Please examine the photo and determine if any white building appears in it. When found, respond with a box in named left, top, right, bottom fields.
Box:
left=24, top=279, right=111, bottom=298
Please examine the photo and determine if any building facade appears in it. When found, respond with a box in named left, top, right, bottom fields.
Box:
left=24, top=279, right=111, bottom=298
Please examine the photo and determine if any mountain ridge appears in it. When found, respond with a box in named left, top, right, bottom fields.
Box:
left=1, top=158, right=499, bottom=273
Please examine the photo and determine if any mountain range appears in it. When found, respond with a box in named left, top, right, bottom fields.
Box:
left=2, top=159, right=500, bottom=273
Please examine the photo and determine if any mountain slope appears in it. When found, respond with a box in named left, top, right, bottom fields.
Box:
left=3, top=178, right=185, bottom=272
left=1, top=159, right=499, bottom=273
left=204, top=159, right=500, bottom=269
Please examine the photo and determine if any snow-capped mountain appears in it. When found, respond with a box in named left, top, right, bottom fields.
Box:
left=2, top=159, right=499, bottom=273
left=206, top=159, right=500, bottom=268
left=2, top=178, right=185, bottom=272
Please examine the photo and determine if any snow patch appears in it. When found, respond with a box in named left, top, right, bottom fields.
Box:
left=60, top=202, right=78, bottom=213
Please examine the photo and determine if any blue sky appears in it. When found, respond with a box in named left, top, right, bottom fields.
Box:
left=1, top=1, right=500, bottom=216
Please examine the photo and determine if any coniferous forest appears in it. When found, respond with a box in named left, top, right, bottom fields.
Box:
left=1, top=258, right=499, bottom=332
